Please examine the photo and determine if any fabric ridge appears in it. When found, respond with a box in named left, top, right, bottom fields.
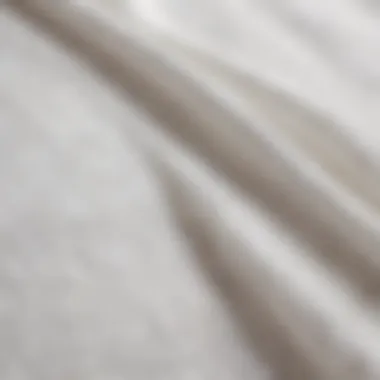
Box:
left=1, top=1, right=380, bottom=379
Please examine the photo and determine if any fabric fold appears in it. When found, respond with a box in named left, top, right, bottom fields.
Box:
left=4, top=1, right=380, bottom=379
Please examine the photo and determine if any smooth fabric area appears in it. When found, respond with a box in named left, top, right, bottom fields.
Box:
left=1, top=1, right=380, bottom=379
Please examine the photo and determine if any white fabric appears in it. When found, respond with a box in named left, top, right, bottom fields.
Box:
left=1, top=1, right=380, bottom=379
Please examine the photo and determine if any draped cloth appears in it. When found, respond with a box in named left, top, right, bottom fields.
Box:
left=1, top=1, right=380, bottom=379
